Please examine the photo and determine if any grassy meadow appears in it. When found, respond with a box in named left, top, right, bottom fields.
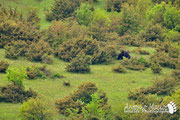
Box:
left=0, top=46, right=174, bottom=119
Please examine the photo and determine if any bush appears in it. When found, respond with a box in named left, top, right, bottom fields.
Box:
left=120, top=57, right=146, bottom=71
left=171, top=70, right=180, bottom=80
left=25, top=40, right=52, bottom=62
left=72, top=82, right=98, bottom=103
left=135, top=47, right=150, bottom=55
left=138, top=23, right=165, bottom=42
left=45, top=21, right=87, bottom=49
left=165, top=30, right=180, bottom=42
left=0, top=60, right=9, bottom=73
left=51, top=73, right=64, bottom=79
left=0, top=84, right=37, bottom=103
left=55, top=82, right=98, bottom=115
left=6, top=68, right=27, bottom=86
left=19, top=97, right=53, bottom=120
left=5, top=40, right=28, bottom=59
left=76, top=3, right=93, bottom=26
left=151, top=62, right=162, bottom=74
left=163, top=5, right=180, bottom=31
left=88, top=9, right=112, bottom=42
left=0, top=7, right=41, bottom=48
left=112, top=64, right=127, bottom=73
left=55, top=96, right=82, bottom=116
left=118, top=4, right=140, bottom=35
left=26, top=66, right=49, bottom=79
left=46, top=0, right=81, bottom=21
left=55, top=83, right=109, bottom=118
left=106, top=0, right=126, bottom=12
left=150, top=51, right=179, bottom=69
left=56, top=37, right=116, bottom=64
left=128, top=76, right=177, bottom=100
left=66, top=54, right=91, bottom=73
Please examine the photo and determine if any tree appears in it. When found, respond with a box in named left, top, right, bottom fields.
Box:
left=76, top=3, right=93, bottom=26
left=163, top=5, right=180, bottom=31
left=46, top=0, right=81, bottom=21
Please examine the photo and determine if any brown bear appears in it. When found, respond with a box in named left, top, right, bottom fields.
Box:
left=118, top=50, right=131, bottom=60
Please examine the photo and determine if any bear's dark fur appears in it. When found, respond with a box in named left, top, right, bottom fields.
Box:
left=118, top=51, right=131, bottom=60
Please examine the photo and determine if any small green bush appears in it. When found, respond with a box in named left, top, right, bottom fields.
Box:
left=19, top=97, right=53, bottom=120
left=0, top=60, right=9, bottom=73
left=112, top=64, right=127, bottom=73
left=66, top=54, right=91, bottom=73
left=0, top=84, right=37, bottom=103
left=51, top=73, right=64, bottom=79
left=76, top=3, right=93, bottom=26
left=120, top=57, right=146, bottom=71
left=151, top=62, right=162, bottom=74
left=6, top=68, right=27, bottom=86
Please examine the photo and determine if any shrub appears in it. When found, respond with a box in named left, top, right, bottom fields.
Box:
left=66, top=54, right=91, bottom=73
left=82, top=93, right=106, bottom=119
left=118, top=4, right=140, bottom=35
left=151, top=62, right=162, bottom=74
left=0, top=7, right=41, bottom=48
left=46, top=0, right=81, bottom=21
left=165, top=30, right=180, bottom=42
left=128, top=76, right=177, bottom=100
left=45, top=21, right=88, bottom=49
left=0, top=60, right=9, bottom=73
left=4, top=40, right=28, bottom=59
left=76, top=3, right=93, bottom=26
left=0, top=84, right=37, bottom=103
left=26, top=66, right=48, bottom=79
left=51, top=73, right=64, bottom=79
left=55, top=82, right=108, bottom=116
left=19, top=97, right=53, bottom=120
left=112, top=64, right=127, bottom=73
left=150, top=51, right=178, bottom=69
left=72, top=82, right=98, bottom=103
left=6, top=68, right=27, bottom=86
left=135, top=47, right=150, bottom=55
left=55, top=82, right=108, bottom=117
left=120, top=57, right=146, bottom=71
left=106, top=0, right=126, bottom=12
left=171, top=70, right=180, bottom=80
left=138, top=23, right=165, bottom=42
left=56, top=37, right=116, bottom=64
left=163, top=5, right=180, bottom=31
left=147, top=2, right=166, bottom=23
left=25, top=40, right=52, bottom=62
left=55, top=96, right=82, bottom=116
left=88, top=9, right=112, bottom=42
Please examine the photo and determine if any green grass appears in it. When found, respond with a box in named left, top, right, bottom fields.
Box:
left=0, top=47, right=173, bottom=119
